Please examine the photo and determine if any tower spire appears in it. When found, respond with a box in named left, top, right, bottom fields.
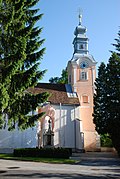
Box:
left=73, top=10, right=88, bottom=55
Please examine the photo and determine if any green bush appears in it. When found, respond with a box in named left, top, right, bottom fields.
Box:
left=100, top=134, right=113, bottom=147
left=13, top=147, right=71, bottom=159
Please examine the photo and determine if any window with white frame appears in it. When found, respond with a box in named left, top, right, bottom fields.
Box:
left=80, top=71, right=88, bottom=80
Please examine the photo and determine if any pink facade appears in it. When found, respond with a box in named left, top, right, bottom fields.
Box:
left=67, top=61, right=100, bottom=151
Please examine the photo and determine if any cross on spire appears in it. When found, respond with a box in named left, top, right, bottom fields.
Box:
left=78, top=8, right=82, bottom=25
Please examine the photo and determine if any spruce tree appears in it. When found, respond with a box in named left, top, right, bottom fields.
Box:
left=93, top=53, right=120, bottom=153
left=106, top=52, right=120, bottom=152
left=93, top=62, right=108, bottom=134
left=0, top=0, right=14, bottom=126
left=107, top=30, right=120, bottom=152
left=0, top=0, right=49, bottom=130
left=112, top=29, right=120, bottom=55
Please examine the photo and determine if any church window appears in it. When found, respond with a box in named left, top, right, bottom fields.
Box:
left=82, top=95, right=89, bottom=103
left=80, top=71, right=87, bottom=80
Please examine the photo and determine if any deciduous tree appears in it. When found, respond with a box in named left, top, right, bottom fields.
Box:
left=49, top=68, right=68, bottom=84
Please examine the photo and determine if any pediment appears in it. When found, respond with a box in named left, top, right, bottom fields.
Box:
left=71, top=54, right=97, bottom=68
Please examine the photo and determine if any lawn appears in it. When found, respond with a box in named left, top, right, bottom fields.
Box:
left=0, top=153, right=78, bottom=164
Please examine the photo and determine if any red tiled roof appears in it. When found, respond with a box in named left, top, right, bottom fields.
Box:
left=28, top=83, right=80, bottom=105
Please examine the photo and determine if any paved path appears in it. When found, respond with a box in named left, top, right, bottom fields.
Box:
left=0, top=152, right=120, bottom=179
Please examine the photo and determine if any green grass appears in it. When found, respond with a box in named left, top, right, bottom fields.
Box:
left=0, top=154, right=78, bottom=164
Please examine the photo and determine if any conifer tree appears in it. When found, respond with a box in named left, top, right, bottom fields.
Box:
left=109, top=30, right=120, bottom=153
left=93, top=36, right=120, bottom=153
left=93, top=62, right=108, bottom=134
left=0, top=0, right=49, bottom=130
left=105, top=52, right=120, bottom=152
left=112, top=29, right=120, bottom=55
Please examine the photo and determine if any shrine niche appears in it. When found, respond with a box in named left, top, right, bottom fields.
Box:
left=37, top=104, right=55, bottom=148
left=43, top=119, right=54, bottom=147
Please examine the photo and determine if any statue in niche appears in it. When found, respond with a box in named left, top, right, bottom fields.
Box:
left=43, top=119, right=54, bottom=148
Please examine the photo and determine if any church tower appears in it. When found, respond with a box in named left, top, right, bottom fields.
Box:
left=67, top=14, right=100, bottom=151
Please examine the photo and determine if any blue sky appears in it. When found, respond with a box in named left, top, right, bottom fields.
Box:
left=37, top=0, right=120, bottom=82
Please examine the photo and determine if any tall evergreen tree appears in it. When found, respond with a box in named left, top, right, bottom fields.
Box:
left=0, top=0, right=49, bottom=130
left=93, top=62, right=108, bottom=134
left=112, top=29, right=120, bottom=55
left=105, top=52, right=120, bottom=152
left=93, top=52, right=120, bottom=153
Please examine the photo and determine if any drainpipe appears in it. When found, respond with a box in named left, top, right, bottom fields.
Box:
left=59, top=103, right=62, bottom=147
left=91, top=67, right=94, bottom=95
left=74, top=105, right=76, bottom=151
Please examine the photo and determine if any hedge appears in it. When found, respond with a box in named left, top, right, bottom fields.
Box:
left=13, top=147, right=71, bottom=159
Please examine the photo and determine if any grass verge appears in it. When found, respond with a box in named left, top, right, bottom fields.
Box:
left=0, top=154, right=78, bottom=164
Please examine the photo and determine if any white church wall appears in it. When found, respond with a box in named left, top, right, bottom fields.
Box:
left=75, top=119, right=84, bottom=149
left=53, top=104, right=82, bottom=149
left=0, top=104, right=83, bottom=152
left=0, top=110, right=38, bottom=152
left=0, top=125, right=37, bottom=152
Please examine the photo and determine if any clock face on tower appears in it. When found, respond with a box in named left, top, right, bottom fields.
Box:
left=80, top=61, right=89, bottom=69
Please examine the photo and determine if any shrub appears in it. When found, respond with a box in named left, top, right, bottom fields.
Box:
left=13, top=147, right=71, bottom=159
left=100, top=134, right=113, bottom=147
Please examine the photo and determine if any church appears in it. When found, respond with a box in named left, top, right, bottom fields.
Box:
left=0, top=14, right=100, bottom=153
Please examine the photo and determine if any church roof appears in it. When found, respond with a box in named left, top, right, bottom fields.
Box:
left=28, top=83, right=80, bottom=106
